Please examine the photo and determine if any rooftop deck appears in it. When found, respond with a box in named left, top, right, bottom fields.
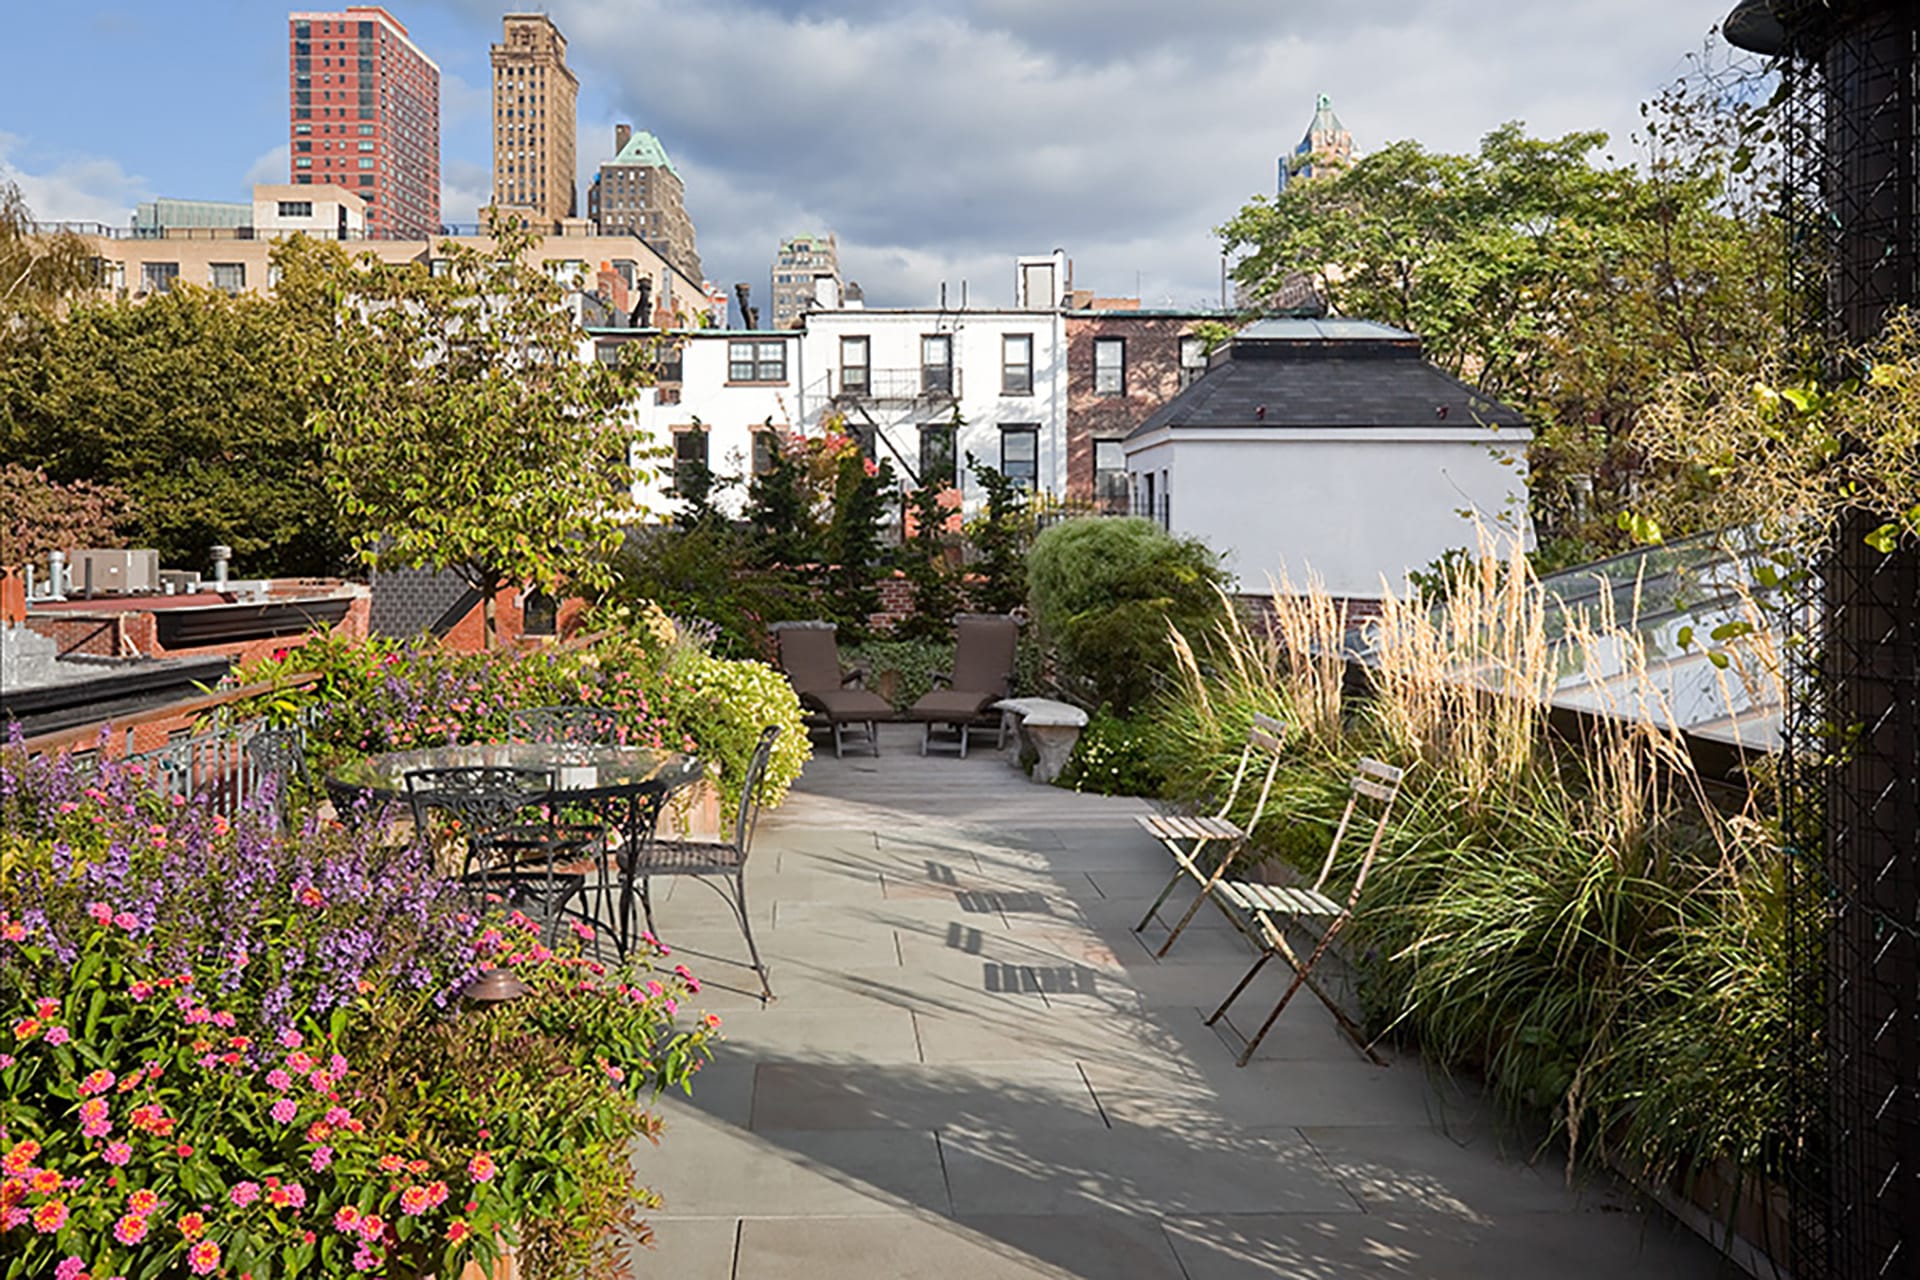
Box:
left=631, top=725, right=1720, bottom=1278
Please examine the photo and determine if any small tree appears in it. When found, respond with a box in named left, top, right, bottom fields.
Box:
left=896, top=483, right=962, bottom=642
left=966, top=453, right=1030, bottom=614
left=823, top=445, right=894, bottom=640
left=0, top=465, right=126, bottom=568
left=312, top=212, right=649, bottom=647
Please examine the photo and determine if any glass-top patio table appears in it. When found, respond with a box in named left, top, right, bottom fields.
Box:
left=327, top=743, right=703, bottom=957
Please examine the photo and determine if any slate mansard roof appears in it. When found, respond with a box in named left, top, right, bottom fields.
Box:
left=1126, top=319, right=1531, bottom=440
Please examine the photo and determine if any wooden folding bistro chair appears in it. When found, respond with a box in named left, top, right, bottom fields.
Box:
left=1206, top=758, right=1405, bottom=1067
left=1133, top=713, right=1287, bottom=959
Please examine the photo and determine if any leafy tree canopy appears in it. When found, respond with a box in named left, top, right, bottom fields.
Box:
left=2, top=234, right=349, bottom=576
left=1220, top=55, right=1782, bottom=560
left=310, top=212, right=650, bottom=645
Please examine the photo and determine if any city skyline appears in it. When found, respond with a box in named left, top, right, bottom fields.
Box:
left=6, top=0, right=1742, bottom=312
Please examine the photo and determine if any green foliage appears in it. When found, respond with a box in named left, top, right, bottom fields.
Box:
left=1, top=273, right=350, bottom=576
left=1027, top=517, right=1227, bottom=714
left=823, top=448, right=895, bottom=641
left=310, top=213, right=649, bottom=645
left=894, top=485, right=963, bottom=643
left=965, top=455, right=1030, bottom=615
left=237, top=602, right=810, bottom=816
left=841, top=634, right=1046, bottom=714
left=744, top=427, right=817, bottom=568
left=1155, top=562, right=1796, bottom=1192
left=1220, top=57, right=1782, bottom=558
left=613, top=522, right=812, bottom=662
left=0, top=748, right=716, bottom=1278
left=0, top=182, right=94, bottom=317
left=1054, top=710, right=1168, bottom=796
left=0, top=465, right=126, bottom=568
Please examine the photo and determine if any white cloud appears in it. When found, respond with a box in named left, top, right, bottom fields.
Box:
left=488, top=0, right=1736, bottom=310
left=441, top=159, right=492, bottom=229
left=0, top=132, right=150, bottom=226
left=245, top=145, right=290, bottom=187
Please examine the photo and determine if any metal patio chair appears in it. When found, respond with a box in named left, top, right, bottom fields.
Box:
left=772, top=621, right=891, bottom=758
left=909, top=613, right=1020, bottom=758
left=1134, top=713, right=1288, bottom=958
left=244, top=726, right=306, bottom=831
left=618, top=725, right=780, bottom=1000
left=405, top=765, right=602, bottom=942
left=1206, top=757, right=1405, bottom=1066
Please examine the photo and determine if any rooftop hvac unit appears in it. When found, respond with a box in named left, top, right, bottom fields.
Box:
left=71, top=548, right=159, bottom=596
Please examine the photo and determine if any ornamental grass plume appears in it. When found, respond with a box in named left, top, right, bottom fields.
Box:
left=1155, top=532, right=1795, bottom=1192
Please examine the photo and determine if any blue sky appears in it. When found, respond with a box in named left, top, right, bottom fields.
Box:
left=5, top=1, right=1747, bottom=311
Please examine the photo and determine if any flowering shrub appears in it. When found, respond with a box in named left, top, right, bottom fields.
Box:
left=1, top=748, right=716, bottom=1278
left=1054, top=710, right=1168, bottom=797
left=235, top=603, right=809, bottom=816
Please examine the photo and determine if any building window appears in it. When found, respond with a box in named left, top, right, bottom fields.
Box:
left=521, top=589, right=557, bottom=637
left=140, top=262, right=178, bottom=294
left=1094, top=337, right=1126, bottom=396
left=728, top=340, right=785, bottom=383
left=919, top=423, right=957, bottom=489
left=1142, top=471, right=1156, bottom=526
left=1002, top=334, right=1033, bottom=395
left=278, top=200, right=313, bottom=218
left=295, top=157, right=313, bottom=169
left=751, top=430, right=777, bottom=477
left=1094, top=439, right=1127, bottom=512
left=1000, top=424, right=1038, bottom=490
left=840, top=336, right=869, bottom=394
left=921, top=334, right=953, bottom=394
left=1180, top=336, right=1209, bottom=388
left=358, top=158, right=374, bottom=169
left=209, top=263, right=246, bottom=294
left=670, top=428, right=708, bottom=496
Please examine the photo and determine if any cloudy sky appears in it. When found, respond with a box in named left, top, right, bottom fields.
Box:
left=4, top=0, right=1742, bottom=315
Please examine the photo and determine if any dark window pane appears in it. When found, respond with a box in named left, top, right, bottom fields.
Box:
left=1000, top=426, right=1038, bottom=489
left=920, top=424, right=957, bottom=488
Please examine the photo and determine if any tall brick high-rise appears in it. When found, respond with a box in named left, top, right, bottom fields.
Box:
left=490, top=13, right=578, bottom=224
left=288, top=7, right=440, bottom=239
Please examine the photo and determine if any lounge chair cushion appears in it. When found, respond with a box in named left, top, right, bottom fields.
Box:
left=804, top=688, right=892, bottom=721
left=909, top=689, right=996, bottom=722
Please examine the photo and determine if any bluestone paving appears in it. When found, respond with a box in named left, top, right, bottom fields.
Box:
left=634, top=723, right=1720, bottom=1278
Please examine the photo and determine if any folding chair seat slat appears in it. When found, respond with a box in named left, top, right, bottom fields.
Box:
left=1205, top=756, right=1408, bottom=1067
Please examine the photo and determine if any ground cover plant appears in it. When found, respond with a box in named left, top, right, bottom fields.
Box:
left=1155, top=550, right=1794, bottom=1196
left=0, top=746, right=717, bottom=1279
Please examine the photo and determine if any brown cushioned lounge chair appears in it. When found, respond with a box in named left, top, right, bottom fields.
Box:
left=910, top=613, right=1018, bottom=758
left=772, top=621, right=892, bottom=758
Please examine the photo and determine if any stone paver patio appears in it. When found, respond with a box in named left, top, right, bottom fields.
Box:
left=627, top=725, right=1722, bottom=1278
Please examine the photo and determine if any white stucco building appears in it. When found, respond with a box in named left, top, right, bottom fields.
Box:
left=609, top=253, right=1074, bottom=521
left=1123, top=319, right=1533, bottom=599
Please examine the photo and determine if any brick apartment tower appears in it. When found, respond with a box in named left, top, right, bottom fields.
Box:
left=288, top=7, right=440, bottom=239
left=490, top=13, right=578, bottom=225
left=588, top=126, right=702, bottom=281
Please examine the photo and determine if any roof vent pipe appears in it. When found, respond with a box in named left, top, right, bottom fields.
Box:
left=47, top=549, right=67, bottom=601
left=210, top=546, right=231, bottom=591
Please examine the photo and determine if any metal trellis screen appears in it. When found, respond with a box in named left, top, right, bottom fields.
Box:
left=1768, top=4, right=1920, bottom=1276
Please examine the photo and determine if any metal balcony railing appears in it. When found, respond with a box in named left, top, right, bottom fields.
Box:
left=827, top=367, right=962, bottom=402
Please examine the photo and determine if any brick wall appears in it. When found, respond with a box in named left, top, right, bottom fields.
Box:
left=1064, top=314, right=1211, bottom=503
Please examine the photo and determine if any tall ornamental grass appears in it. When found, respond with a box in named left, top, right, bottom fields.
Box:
left=1158, top=541, right=1798, bottom=1192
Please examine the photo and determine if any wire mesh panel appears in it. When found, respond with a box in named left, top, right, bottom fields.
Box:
left=1765, top=5, right=1920, bottom=1275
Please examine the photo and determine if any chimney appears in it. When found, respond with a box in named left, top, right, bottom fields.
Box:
left=615, top=123, right=632, bottom=154
left=812, top=273, right=840, bottom=310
